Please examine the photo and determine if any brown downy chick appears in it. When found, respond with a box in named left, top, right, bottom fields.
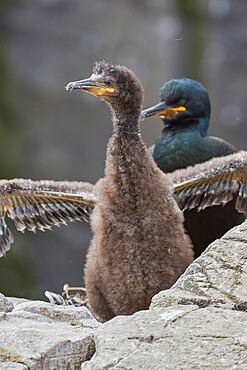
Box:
left=66, top=62, right=194, bottom=322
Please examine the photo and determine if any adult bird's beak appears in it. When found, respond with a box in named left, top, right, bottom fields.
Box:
left=65, top=75, right=115, bottom=98
left=141, top=101, right=186, bottom=120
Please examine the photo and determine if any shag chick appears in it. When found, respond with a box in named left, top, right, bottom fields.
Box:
left=66, top=62, right=194, bottom=321
left=142, top=78, right=244, bottom=256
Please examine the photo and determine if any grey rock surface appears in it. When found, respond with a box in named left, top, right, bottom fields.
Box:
left=0, top=222, right=247, bottom=369
left=0, top=362, right=28, bottom=370
left=82, top=221, right=247, bottom=369
left=0, top=299, right=99, bottom=370
left=0, top=293, right=13, bottom=313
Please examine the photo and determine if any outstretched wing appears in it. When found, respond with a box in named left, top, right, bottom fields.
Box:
left=173, top=165, right=247, bottom=214
left=0, top=179, right=96, bottom=256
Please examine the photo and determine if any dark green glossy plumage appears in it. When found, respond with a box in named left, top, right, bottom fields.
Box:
left=142, top=78, right=244, bottom=257
left=151, top=130, right=236, bottom=174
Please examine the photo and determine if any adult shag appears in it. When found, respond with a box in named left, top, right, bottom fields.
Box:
left=142, top=78, right=245, bottom=256
left=142, top=78, right=236, bottom=172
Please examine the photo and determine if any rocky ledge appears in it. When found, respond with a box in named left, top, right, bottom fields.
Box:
left=0, top=297, right=99, bottom=369
left=1, top=221, right=247, bottom=369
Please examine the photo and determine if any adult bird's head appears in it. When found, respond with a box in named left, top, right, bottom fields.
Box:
left=66, top=61, right=143, bottom=122
left=141, top=78, right=211, bottom=134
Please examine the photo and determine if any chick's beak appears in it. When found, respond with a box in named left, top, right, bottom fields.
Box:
left=141, top=101, right=186, bottom=120
left=65, top=75, right=115, bottom=97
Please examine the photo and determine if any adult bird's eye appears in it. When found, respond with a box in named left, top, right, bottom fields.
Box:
left=105, top=79, right=113, bottom=86
left=177, top=99, right=186, bottom=106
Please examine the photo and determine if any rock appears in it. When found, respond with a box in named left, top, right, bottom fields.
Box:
left=152, top=219, right=247, bottom=310
left=81, top=305, right=247, bottom=370
left=0, top=299, right=99, bottom=369
left=8, top=297, right=29, bottom=307
left=0, top=362, right=28, bottom=369
left=81, top=221, right=247, bottom=369
left=0, top=293, right=14, bottom=313
left=1, top=222, right=247, bottom=369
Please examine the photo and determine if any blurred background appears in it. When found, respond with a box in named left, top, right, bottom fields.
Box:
left=0, top=0, right=247, bottom=299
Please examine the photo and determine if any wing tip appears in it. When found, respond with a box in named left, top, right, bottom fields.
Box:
left=0, top=224, right=14, bottom=257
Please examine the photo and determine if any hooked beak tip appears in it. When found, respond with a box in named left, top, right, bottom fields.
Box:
left=65, top=82, right=77, bottom=92
left=140, top=111, right=146, bottom=120
left=140, top=109, right=154, bottom=119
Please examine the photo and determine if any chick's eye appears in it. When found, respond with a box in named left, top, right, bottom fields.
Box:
left=105, top=79, right=113, bottom=86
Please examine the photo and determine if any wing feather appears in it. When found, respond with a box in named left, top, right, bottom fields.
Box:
left=0, top=179, right=96, bottom=256
left=174, top=167, right=247, bottom=214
